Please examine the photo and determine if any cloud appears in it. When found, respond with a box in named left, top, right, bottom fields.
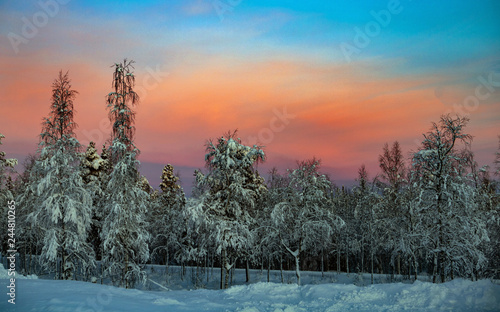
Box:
left=182, top=0, right=213, bottom=16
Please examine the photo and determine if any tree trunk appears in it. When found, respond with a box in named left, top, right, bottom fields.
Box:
left=101, top=243, right=104, bottom=285
left=321, top=248, right=324, bottom=278
left=224, top=257, right=230, bottom=289
left=361, top=239, right=364, bottom=273
left=166, top=248, right=169, bottom=271
left=397, top=253, right=401, bottom=276
left=346, top=243, right=349, bottom=276
left=280, top=254, right=284, bottom=283
left=440, top=252, right=445, bottom=283
left=432, top=252, right=438, bottom=283
left=414, top=257, right=418, bottom=280
left=246, top=259, right=250, bottom=283
left=295, top=255, right=301, bottom=285
left=29, top=247, right=32, bottom=275
left=124, top=252, right=129, bottom=288
left=450, top=259, right=454, bottom=280
left=230, top=258, right=234, bottom=286
left=407, top=257, right=411, bottom=280
left=206, top=254, right=210, bottom=284
left=211, top=251, right=214, bottom=278
left=370, top=250, right=374, bottom=285
left=337, top=244, right=340, bottom=274
left=165, top=252, right=169, bottom=283
left=220, top=252, right=224, bottom=289
left=267, top=255, right=270, bottom=283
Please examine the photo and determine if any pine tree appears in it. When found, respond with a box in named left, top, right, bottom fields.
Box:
left=149, top=164, right=186, bottom=268
left=22, top=71, right=94, bottom=280
left=80, top=142, right=110, bottom=262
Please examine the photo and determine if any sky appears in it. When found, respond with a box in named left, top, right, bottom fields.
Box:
left=0, top=0, right=499, bottom=192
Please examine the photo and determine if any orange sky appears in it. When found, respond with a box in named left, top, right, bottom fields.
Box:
left=0, top=1, right=499, bottom=191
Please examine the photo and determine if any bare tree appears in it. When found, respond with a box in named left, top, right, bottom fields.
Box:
left=379, top=141, right=405, bottom=190
left=495, top=135, right=500, bottom=175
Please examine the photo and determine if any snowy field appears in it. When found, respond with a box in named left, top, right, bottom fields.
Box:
left=1, top=264, right=499, bottom=311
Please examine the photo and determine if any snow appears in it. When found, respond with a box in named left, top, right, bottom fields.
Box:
left=1, top=264, right=499, bottom=311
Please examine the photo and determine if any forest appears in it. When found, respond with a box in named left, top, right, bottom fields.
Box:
left=1, top=59, right=499, bottom=290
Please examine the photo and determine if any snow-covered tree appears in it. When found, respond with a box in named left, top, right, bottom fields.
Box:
left=393, top=175, right=423, bottom=280
left=80, top=142, right=110, bottom=261
left=0, top=134, right=17, bottom=172
left=377, top=142, right=411, bottom=278
left=353, top=165, right=383, bottom=284
left=29, top=138, right=95, bottom=280
left=195, top=131, right=265, bottom=289
left=412, top=115, right=488, bottom=282
left=101, top=142, right=150, bottom=288
left=81, top=142, right=110, bottom=184
left=253, top=168, right=284, bottom=282
left=21, top=71, right=94, bottom=280
left=270, top=159, right=344, bottom=285
left=149, top=164, right=186, bottom=268
left=0, top=134, right=17, bottom=255
left=332, top=185, right=356, bottom=275
left=101, top=59, right=149, bottom=288
left=15, top=154, right=42, bottom=276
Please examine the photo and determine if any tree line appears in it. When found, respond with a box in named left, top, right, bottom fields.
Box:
left=0, top=59, right=499, bottom=289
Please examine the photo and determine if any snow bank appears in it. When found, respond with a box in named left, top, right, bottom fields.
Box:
left=0, top=276, right=498, bottom=311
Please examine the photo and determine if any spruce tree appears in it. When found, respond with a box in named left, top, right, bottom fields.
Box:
left=149, top=165, right=186, bottom=269
left=80, top=142, right=110, bottom=262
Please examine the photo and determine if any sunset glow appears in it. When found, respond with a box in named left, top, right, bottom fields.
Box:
left=1, top=0, right=499, bottom=190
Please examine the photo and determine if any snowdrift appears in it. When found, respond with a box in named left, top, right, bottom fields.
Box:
left=1, top=262, right=499, bottom=312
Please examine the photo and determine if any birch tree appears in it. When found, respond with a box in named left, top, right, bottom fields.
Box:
left=270, top=159, right=344, bottom=285
left=412, top=115, right=488, bottom=282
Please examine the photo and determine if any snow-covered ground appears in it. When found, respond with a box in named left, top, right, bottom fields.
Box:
left=1, top=264, right=499, bottom=311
